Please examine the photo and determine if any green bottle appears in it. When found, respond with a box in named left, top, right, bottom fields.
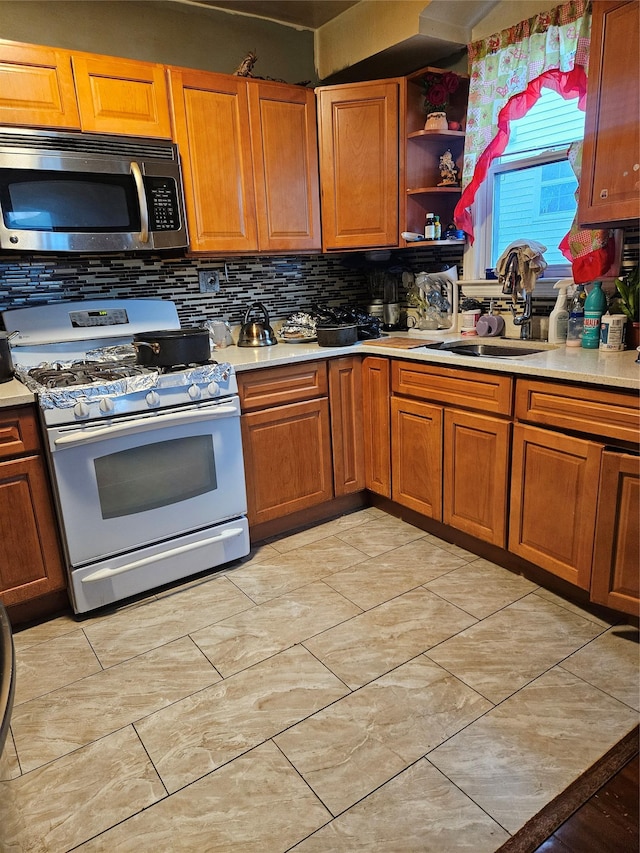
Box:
left=582, top=281, right=607, bottom=349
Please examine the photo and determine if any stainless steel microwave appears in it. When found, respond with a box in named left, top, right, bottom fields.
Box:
left=0, top=128, right=188, bottom=253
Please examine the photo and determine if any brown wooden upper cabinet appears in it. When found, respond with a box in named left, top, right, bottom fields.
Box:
left=168, top=68, right=258, bottom=254
left=247, top=80, right=321, bottom=253
left=578, top=0, right=640, bottom=227
left=71, top=54, right=172, bottom=138
left=317, top=79, right=402, bottom=251
left=0, top=40, right=171, bottom=137
left=169, top=69, right=320, bottom=254
left=0, top=40, right=80, bottom=128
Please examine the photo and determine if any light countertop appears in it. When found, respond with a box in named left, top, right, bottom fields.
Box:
left=2, top=336, right=638, bottom=412
left=218, top=336, right=640, bottom=391
left=0, top=377, right=35, bottom=408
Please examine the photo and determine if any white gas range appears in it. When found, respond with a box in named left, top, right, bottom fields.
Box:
left=3, top=299, right=250, bottom=614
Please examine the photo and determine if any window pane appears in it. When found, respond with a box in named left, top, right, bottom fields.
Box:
left=492, top=160, right=578, bottom=266
left=502, top=89, right=585, bottom=159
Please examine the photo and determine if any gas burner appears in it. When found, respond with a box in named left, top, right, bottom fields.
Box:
left=28, top=360, right=153, bottom=389
left=160, top=361, right=218, bottom=374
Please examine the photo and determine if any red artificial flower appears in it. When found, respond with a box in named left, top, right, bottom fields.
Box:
left=441, top=72, right=460, bottom=94
left=425, top=82, right=448, bottom=109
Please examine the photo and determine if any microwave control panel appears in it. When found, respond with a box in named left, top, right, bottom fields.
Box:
left=145, top=177, right=181, bottom=231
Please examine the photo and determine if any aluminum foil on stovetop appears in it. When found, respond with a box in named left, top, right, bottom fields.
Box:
left=14, top=360, right=233, bottom=409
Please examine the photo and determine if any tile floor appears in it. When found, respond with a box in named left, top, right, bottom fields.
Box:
left=0, top=507, right=638, bottom=852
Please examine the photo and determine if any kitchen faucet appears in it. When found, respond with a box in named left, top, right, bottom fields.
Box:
left=501, top=250, right=533, bottom=339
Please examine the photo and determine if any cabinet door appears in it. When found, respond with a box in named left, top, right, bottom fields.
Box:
left=248, top=81, right=320, bottom=252
left=578, top=1, right=640, bottom=227
left=241, top=398, right=333, bottom=526
left=0, top=407, right=40, bottom=459
left=443, top=409, right=510, bottom=548
left=168, top=68, right=258, bottom=253
left=329, top=356, right=365, bottom=496
left=0, top=41, right=80, bottom=128
left=0, top=454, right=66, bottom=606
left=591, top=450, right=639, bottom=615
left=391, top=396, right=442, bottom=518
left=317, top=80, right=400, bottom=250
left=72, top=54, right=172, bottom=138
left=509, top=424, right=602, bottom=589
left=362, top=356, right=391, bottom=497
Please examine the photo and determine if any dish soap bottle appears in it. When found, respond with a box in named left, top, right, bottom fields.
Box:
left=566, top=284, right=586, bottom=347
left=582, top=281, right=607, bottom=349
left=548, top=278, right=571, bottom=344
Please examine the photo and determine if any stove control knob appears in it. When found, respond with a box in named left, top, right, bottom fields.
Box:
left=207, top=381, right=220, bottom=396
left=74, top=401, right=91, bottom=419
left=188, top=384, right=202, bottom=400
left=146, top=391, right=161, bottom=408
left=99, top=397, right=115, bottom=414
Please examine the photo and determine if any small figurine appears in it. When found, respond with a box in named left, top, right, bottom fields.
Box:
left=438, top=149, right=459, bottom=186
left=234, top=51, right=258, bottom=77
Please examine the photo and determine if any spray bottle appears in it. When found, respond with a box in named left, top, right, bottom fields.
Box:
left=548, top=278, right=571, bottom=344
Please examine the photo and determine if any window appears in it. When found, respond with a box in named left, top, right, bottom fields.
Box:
left=465, top=87, right=585, bottom=281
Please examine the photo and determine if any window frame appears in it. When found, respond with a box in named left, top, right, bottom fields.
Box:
left=463, top=145, right=575, bottom=282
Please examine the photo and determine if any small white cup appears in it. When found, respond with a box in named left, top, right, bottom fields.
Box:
left=460, top=309, right=481, bottom=336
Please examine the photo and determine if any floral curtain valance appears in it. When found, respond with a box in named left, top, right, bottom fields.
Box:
left=454, top=0, right=592, bottom=239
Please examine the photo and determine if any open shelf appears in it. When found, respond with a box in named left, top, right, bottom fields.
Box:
left=402, top=66, right=469, bottom=242
left=407, top=187, right=462, bottom=195
left=407, top=129, right=466, bottom=140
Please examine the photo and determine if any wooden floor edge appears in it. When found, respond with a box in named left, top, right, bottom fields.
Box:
left=497, top=724, right=640, bottom=853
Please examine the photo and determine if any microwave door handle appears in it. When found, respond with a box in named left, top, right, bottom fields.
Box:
left=52, top=404, right=240, bottom=450
left=130, top=161, right=150, bottom=243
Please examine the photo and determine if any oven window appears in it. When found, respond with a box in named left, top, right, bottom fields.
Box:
left=0, top=170, right=141, bottom=232
left=94, top=435, right=217, bottom=519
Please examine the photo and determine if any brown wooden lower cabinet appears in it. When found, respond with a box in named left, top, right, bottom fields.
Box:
left=328, top=356, right=365, bottom=496
left=509, top=423, right=602, bottom=590
left=391, top=395, right=442, bottom=518
left=238, top=359, right=365, bottom=527
left=0, top=406, right=66, bottom=608
left=391, top=396, right=510, bottom=547
left=389, top=360, right=512, bottom=548
left=591, top=450, right=640, bottom=615
left=443, top=408, right=511, bottom=547
left=240, top=398, right=333, bottom=526
left=362, top=356, right=391, bottom=497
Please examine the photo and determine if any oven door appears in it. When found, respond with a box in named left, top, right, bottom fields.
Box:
left=47, top=397, right=247, bottom=567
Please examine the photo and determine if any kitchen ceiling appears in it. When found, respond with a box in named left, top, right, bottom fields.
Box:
left=176, top=0, right=360, bottom=29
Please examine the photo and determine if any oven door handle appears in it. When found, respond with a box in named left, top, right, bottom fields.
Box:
left=80, top=527, right=246, bottom=584
left=53, top=404, right=239, bottom=449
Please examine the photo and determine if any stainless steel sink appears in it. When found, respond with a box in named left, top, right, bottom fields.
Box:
left=430, top=341, right=551, bottom=358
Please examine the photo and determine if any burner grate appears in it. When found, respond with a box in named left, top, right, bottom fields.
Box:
left=28, top=360, right=152, bottom=389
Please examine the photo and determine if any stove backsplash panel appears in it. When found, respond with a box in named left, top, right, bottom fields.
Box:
left=0, top=246, right=464, bottom=328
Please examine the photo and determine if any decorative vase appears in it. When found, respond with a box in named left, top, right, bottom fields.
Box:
left=424, top=112, right=448, bottom=131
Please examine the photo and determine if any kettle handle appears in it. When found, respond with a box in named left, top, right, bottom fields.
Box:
left=243, top=302, right=270, bottom=324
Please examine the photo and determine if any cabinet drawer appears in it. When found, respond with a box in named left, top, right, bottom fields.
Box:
left=515, top=379, right=640, bottom=443
left=392, top=361, right=513, bottom=416
left=0, top=406, right=40, bottom=459
left=238, top=361, right=328, bottom=411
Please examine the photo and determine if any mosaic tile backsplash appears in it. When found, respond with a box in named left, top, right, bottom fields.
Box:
left=2, top=228, right=635, bottom=330
left=0, top=246, right=465, bottom=328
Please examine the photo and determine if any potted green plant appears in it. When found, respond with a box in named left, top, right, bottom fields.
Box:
left=612, top=265, right=640, bottom=349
